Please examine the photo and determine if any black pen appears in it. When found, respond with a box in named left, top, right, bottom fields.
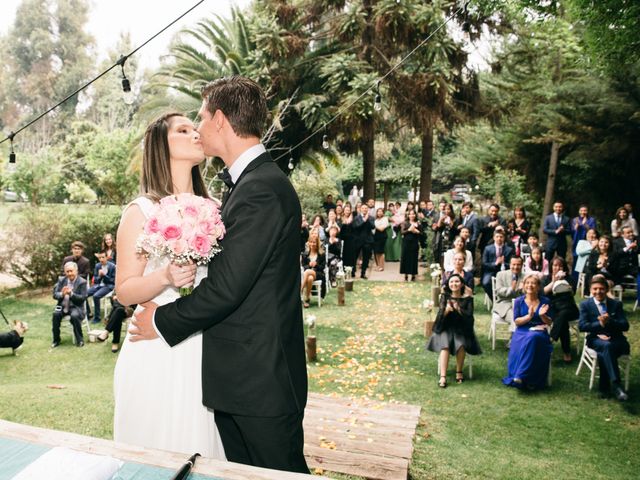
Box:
left=170, top=453, right=201, bottom=480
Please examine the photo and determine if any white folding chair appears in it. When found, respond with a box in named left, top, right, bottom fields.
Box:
left=576, top=272, right=587, bottom=299
left=488, top=277, right=511, bottom=350
left=310, top=280, right=323, bottom=307
left=324, top=249, right=331, bottom=293
left=575, top=338, right=631, bottom=391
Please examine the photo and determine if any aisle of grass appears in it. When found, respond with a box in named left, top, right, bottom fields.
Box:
left=1, top=280, right=639, bottom=479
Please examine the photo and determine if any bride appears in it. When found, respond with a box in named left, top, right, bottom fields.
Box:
left=113, top=112, right=225, bottom=459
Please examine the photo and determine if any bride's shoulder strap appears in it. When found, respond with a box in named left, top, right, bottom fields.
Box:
left=124, top=196, right=156, bottom=219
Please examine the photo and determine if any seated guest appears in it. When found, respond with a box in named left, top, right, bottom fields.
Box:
left=459, top=226, right=473, bottom=252
left=481, top=230, right=514, bottom=299
left=579, top=275, right=630, bottom=401
left=373, top=208, right=389, bottom=272
left=427, top=273, right=481, bottom=387
left=310, top=214, right=326, bottom=242
left=400, top=209, right=422, bottom=281
left=101, top=233, right=117, bottom=263
left=326, top=225, right=342, bottom=286
left=543, top=257, right=579, bottom=363
left=612, top=226, right=638, bottom=282
left=442, top=252, right=474, bottom=294
left=610, top=206, right=639, bottom=238
left=543, top=201, right=571, bottom=260
left=524, top=246, right=549, bottom=278
left=520, top=233, right=542, bottom=256
left=51, top=262, right=88, bottom=348
left=0, top=321, right=28, bottom=353
left=585, top=235, right=616, bottom=287
left=97, top=294, right=135, bottom=353
left=509, top=206, right=531, bottom=255
left=87, top=251, right=116, bottom=323
left=570, top=205, right=596, bottom=267
left=325, top=209, right=341, bottom=239
left=493, top=256, right=525, bottom=331
left=443, top=236, right=473, bottom=272
left=503, top=274, right=553, bottom=390
left=61, top=241, right=90, bottom=279
left=301, top=228, right=326, bottom=307
left=574, top=228, right=599, bottom=285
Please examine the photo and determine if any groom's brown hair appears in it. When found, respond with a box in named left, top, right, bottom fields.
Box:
left=201, top=76, right=267, bottom=139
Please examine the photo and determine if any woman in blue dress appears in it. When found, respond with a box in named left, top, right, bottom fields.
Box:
left=502, top=273, right=553, bottom=390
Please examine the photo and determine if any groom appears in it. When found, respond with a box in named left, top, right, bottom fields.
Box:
left=131, top=76, right=309, bottom=473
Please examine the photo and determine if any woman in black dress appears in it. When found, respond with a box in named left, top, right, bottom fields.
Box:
left=509, top=206, right=531, bottom=255
left=400, top=209, right=422, bottom=281
left=373, top=208, right=389, bottom=271
left=326, top=225, right=342, bottom=286
left=427, top=273, right=482, bottom=387
left=340, top=203, right=356, bottom=271
left=543, top=257, right=579, bottom=363
left=434, top=203, right=456, bottom=265
left=585, top=235, right=616, bottom=288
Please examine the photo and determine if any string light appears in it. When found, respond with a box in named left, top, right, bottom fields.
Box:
left=374, top=81, right=382, bottom=112
left=288, top=148, right=294, bottom=170
left=8, top=133, right=16, bottom=164
left=117, top=56, right=136, bottom=105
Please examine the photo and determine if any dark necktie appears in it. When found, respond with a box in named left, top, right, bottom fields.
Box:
left=218, top=168, right=234, bottom=189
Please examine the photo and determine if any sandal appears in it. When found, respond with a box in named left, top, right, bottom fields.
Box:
left=97, top=331, right=109, bottom=342
left=438, top=375, right=447, bottom=388
left=456, top=371, right=464, bottom=384
left=303, top=298, right=310, bottom=308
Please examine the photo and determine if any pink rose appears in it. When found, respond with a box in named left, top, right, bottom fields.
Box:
left=171, top=238, right=188, bottom=255
left=162, top=225, right=182, bottom=240
left=183, top=205, right=199, bottom=217
left=191, top=234, right=211, bottom=257
left=144, top=217, right=160, bottom=234
left=159, top=195, right=178, bottom=206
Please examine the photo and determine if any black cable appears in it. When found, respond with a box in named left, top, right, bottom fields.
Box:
left=0, top=0, right=205, bottom=146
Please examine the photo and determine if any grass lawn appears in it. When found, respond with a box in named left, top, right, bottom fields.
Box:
left=0, top=279, right=638, bottom=479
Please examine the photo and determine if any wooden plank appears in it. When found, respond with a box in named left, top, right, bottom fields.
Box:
left=305, top=412, right=418, bottom=439
left=304, top=444, right=408, bottom=480
left=305, top=404, right=421, bottom=430
left=308, top=393, right=421, bottom=416
left=303, top=426, right=413, bottom=459
left=0, top=420, right=326, bottom=480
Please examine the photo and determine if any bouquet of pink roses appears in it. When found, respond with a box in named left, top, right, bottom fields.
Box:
left=136, top=193, right=226, bottom=295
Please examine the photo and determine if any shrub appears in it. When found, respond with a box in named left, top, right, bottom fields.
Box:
left=4, top=205, right=121, bottom=287
left=291, top=169, right=340, bottom=218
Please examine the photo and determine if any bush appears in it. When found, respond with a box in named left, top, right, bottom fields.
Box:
left=291, top=169, right=340, bottom=218
left=4, top=205, right=121, bottom=287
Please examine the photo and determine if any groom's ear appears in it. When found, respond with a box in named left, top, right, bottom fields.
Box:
left=213, top=109, right=226, bottom=130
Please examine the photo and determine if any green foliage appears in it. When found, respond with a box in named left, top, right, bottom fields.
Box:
left=65, top=181, right=97, bottom=204
left=4, top=206, right=121, bottom=287
left=9, top=149, right=63, bottom=205
left=291, top=168, right=340, bottom=217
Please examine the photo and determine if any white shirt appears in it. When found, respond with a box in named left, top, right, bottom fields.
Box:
left=228, top=143, right=267, bottom=184
left=594, top=298, right=607, bottom=315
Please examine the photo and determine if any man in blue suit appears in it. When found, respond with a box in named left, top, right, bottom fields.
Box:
left=87, top=250, right=116, bottom=323
left=481, top=229, right=513, bottom=299
left=579, top=275, right=630, bottom=401
left=543, top=201, right=571, bottom=260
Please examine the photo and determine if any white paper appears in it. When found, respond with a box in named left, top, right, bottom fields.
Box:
left=12, top=446, right=123, bottom=480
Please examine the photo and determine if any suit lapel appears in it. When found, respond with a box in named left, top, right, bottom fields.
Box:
left=222, top=152, right=273, bottom=211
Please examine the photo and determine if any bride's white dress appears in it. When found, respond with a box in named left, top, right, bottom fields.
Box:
left=113, top=197, right=225, bottom=459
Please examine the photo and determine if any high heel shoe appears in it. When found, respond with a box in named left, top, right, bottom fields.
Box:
left=438, top=375, right=447, bottom=388
left=456, top=371, right=464, bottom=384
left=97, top=331, right=109, bottom=342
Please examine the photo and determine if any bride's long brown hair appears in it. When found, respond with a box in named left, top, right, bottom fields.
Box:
left=141, top=112, right=209, bottom=202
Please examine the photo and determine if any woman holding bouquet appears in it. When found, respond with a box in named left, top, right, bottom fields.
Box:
left=113, top=112, right=226, bottom=459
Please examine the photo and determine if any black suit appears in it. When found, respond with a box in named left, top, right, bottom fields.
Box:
left=52, top=275, right=87, bottom=344
left=154, top=151, right=308, bottom=473
left=612, top=237, right=639, bottom=281
left=543, top=213, right=571, bottom=260
left=579, top=297, right=630, bottom=392
left=352, top=213, right=375, bottom=277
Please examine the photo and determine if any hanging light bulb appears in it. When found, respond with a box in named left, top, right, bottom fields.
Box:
left=288, top=148, right=294, bottom=170
left=117, top=55, right=135, bottom=105
left=374, top=81, right=382, bottom=112
left=8, top=132, right=16, bottom=164
left=322, top=134, right=330, bottom=150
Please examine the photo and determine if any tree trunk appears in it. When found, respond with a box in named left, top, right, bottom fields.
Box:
left=539, top=140, right=560, bottom=240
left=419, top=126, right=434, bottom=202
left=361, top=117, right=376, bottom=201
left=383, top=182, right=389, bottom=207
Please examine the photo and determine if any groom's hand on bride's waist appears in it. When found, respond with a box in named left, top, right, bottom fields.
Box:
left=129, top=302, right=159, bottom=342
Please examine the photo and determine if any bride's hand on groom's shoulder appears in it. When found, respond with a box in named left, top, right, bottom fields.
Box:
left=164, top=262, right=197, bottom=288
left=129, top=301, right=159, bottom=342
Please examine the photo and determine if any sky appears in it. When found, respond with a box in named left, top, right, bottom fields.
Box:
left=0, top=0, right=252, bottom=70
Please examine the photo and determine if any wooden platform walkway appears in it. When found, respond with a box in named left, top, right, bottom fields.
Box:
left=303, top=393, right=421, bottom=480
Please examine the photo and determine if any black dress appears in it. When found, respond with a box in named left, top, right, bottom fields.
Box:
left=543, top=276, right=579, bottom=355
left=340, top=219, right=356, bottom=269
left=400, top=221, right=422, bottom=275
left=427, top=296, right=482, bottom=355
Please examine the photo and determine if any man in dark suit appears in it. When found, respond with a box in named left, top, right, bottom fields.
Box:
left=477, top=203, right=507, bottom=257
left=612, top=226, right=638, bottom=283
left=130, top=76, right=309, bottom=473
left=481, top=230, right=513, bottom=299
left=543, top=201, right=571, bottom=260
left=579, top=275, right=630, bottom=401
left=51, top=261, right=88, bottom=348
left=456, top=201, right=479, bottom=253
left=61, top=241, right=91, bottom=278
left=352, top=203, right=375, bottom=279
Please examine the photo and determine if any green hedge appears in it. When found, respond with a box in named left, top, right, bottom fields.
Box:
left=3, top=205, right=121, bottom=287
